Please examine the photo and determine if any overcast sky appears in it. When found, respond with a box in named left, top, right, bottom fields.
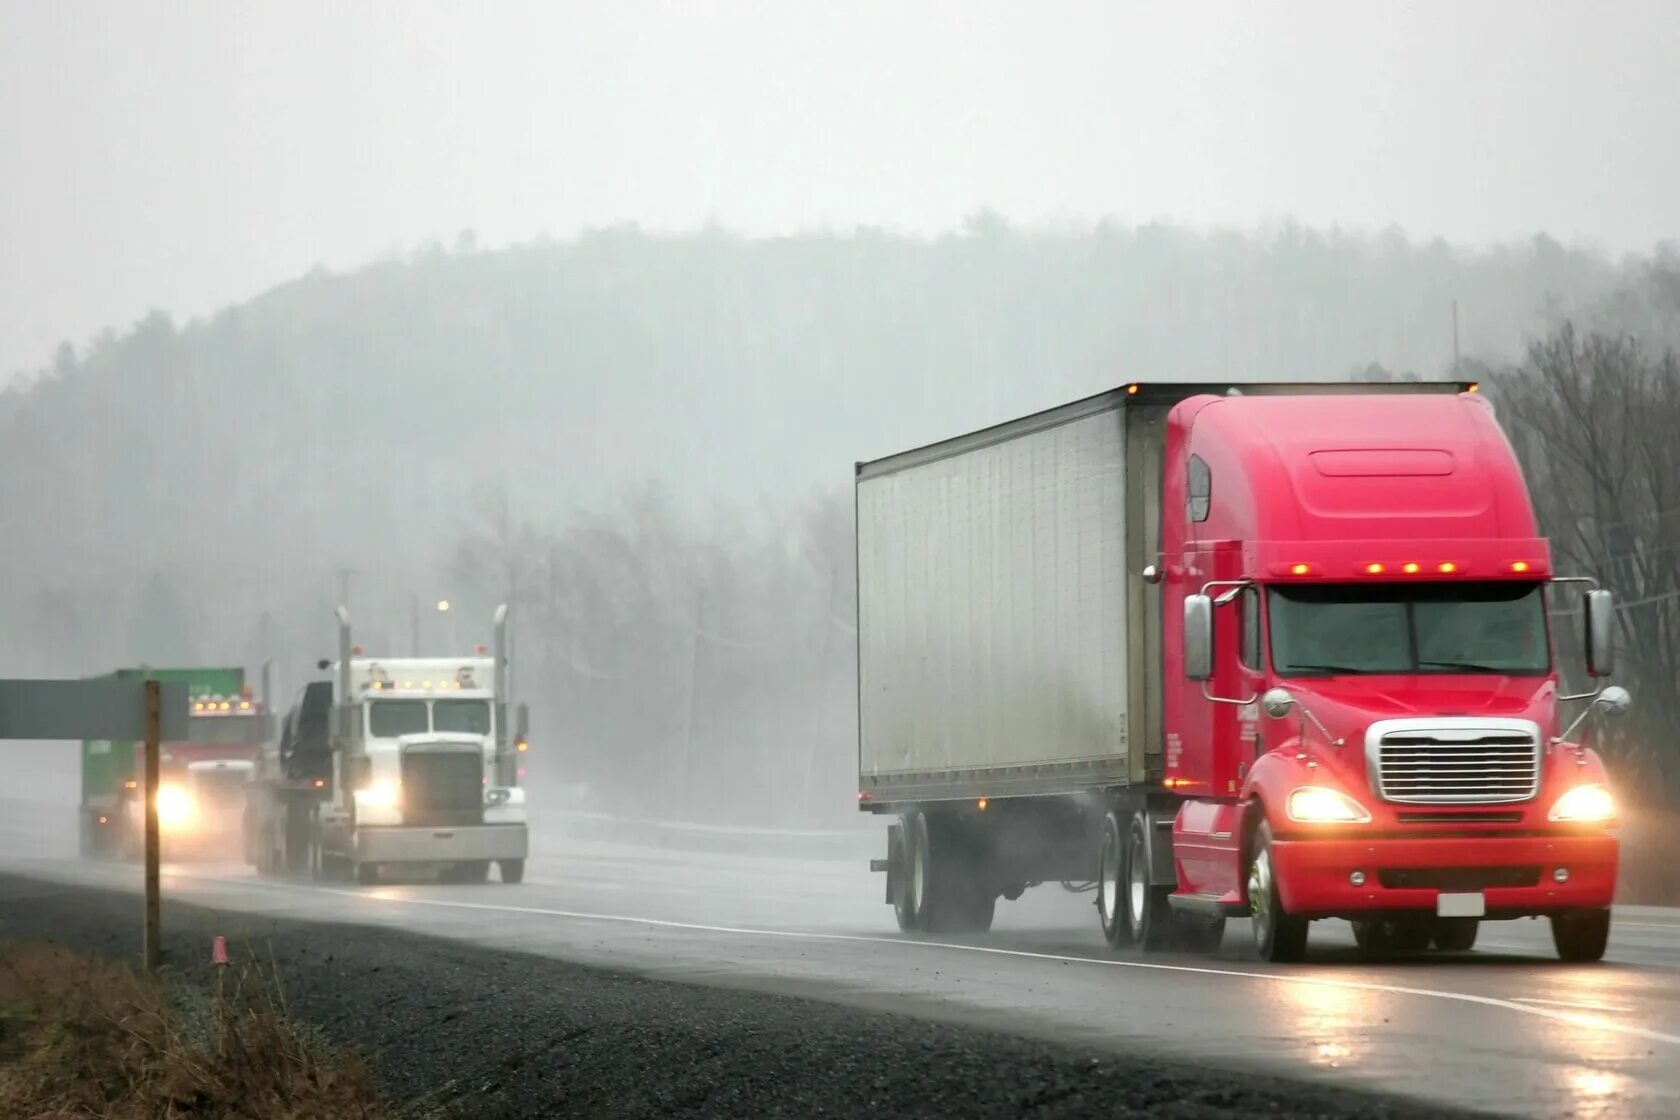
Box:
left=2, top=0, right=1678, bottom=378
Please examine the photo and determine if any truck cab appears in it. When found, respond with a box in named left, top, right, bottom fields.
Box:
left=319, top=655, right=529, bottom=883
left=1163, top=389, right=1625, bottom=960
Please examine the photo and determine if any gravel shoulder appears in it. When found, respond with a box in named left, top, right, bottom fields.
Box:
left=0, top=872, right=1490, bottom=1119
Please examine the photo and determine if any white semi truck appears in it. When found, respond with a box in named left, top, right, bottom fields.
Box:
left=244, top=605, right=530, bottom=884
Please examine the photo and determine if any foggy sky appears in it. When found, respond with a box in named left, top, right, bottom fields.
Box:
left=3, top=0, right=1679, bottom=379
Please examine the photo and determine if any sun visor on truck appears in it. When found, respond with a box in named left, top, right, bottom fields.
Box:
left=1244, top=539, right=1552, bottom=581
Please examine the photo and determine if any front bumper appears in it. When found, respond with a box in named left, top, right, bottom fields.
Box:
left=355, top=823, right=528, bottom=864
left=1271, top=831, right=1618, bottom=918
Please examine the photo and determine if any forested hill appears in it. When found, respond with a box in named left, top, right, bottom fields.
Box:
left=0, top=221, right=1627, bottom=684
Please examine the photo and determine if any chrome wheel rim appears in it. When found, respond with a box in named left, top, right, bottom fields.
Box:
left=1127, top=829, right=1147, bottom=934
left=1249, top=847, right=1273, bottom=938
left=1100, top=829, right=1121, bottom=926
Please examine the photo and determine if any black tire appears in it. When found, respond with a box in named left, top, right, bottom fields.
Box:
left=1096, top=811, right=1133, bottom=949
left=355, top=860, right=380, bottom=885
left=499, top=858, right=525, bottom=884
left=1178, top=913, right=1227, bottom=954
left=908, top=812, right=992, bottom=934
left=1552, top=909, right=1610, bottom=962
left=1248, top=821, right=1308, bottom=963
left=1433, top=918, right=1480, bottom=952
left=890, top=825, right=917, bottom=932
left=1121, top=813, right=1175, bottom=951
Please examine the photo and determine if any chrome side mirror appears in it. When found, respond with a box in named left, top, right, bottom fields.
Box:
left=1597, top=684, right=1632, bottom=718
left=1585, top=589, right=1615, bottom=678
left=1261, top=688, right=1295, bottom=720
left=1184, top=595, right=1213, bottom=682
left=1555, top=684, right=1634, bottom=744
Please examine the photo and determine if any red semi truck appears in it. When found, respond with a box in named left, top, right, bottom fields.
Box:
left=857, top=380, right=1628, bottom=962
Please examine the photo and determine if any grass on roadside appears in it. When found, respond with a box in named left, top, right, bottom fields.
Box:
left=0, top=940, right=385, bottom=1119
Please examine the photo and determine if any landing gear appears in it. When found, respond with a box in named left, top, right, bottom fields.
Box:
left=498, top=858, right=525, bottom=884
left=1248, top=822, right=1308, bottom=962
left=1552, top=909, right=1610, bottom=962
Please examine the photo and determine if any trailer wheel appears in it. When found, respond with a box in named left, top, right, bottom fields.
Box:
left=1121, top=812, right=1174, bottom=951
left=1248, top=822, right=1308, bottom=962
left=908, top=812, right=992, bottom=934
left=1551, top=909, right=1610, bottom=962
left=1097, top=811, right=1133, bottom=949
left=499, top=858, right=525, bottom=884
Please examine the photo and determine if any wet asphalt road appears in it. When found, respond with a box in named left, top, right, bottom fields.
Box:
left=1, top=805, right=1674, bottom=1118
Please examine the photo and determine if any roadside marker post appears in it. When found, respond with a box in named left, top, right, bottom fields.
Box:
left=0, top=677, right=187, bottom=972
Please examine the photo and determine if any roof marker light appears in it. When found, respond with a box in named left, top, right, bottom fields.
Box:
left=1402, top=562, right=1421, bottom=574
left=1290, top=563, right=1311, bottom=576
left=1438, top=562, right=1458, bottom=574
left=1364, top=563, right=1385, bottom=575
left=1509, top=560, right=1532, bottom=574
left=1467, top=382, right=1481, bottom=394
left=1126, top=383, right=1140, bottom=396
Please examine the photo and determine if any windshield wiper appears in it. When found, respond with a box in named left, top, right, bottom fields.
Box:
left=1418, top=660, right=1506, bottom=673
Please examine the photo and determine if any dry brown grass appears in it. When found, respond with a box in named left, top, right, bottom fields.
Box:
left=0, top=941, right=385, bottom=1119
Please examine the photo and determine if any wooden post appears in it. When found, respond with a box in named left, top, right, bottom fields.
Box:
left=143, top=679, right=161, bottom=972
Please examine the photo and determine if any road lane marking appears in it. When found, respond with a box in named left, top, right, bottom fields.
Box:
left=171, top=870, right=1680, bottom=1051
left=1514, top=996, right=1635, bottom=1013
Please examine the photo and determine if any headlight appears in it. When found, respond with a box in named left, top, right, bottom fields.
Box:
left=1549, top=783, right=1617, bottom=823
left=1287, top=786, right=1372, bottom=824
left=359, top=781, right=400, bottom=810
left=155, top=784, right=195, bottom=830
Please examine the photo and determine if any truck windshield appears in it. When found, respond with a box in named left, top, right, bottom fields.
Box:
left=368, top=700, right=429, bottom=737
left=1269, top=582, right=1549, bottom=677
left=434, top=699, right=491, bottom=734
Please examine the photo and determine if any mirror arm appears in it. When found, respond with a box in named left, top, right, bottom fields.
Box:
left=1553, top=692, right=1604, bottom=745
left=1299, top=706, right=1345, bottom=749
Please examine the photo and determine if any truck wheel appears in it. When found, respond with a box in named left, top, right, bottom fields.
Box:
left=1551, top=909, right=1610, bottom=962
left=1248, top=822, right=1308, bottom=962
left=1433, top=918, right=1479, bottom=952
left=1121, top=812, right=1174, bottom=951
left=908, top=812, right=990, bottom=934
left=1097, top=812, right=1133, bottom=949
left=499, top=858, right=525, bottom=884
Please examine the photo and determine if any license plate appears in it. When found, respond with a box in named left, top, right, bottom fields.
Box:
left=1437, top=892, right=1486, bottom=918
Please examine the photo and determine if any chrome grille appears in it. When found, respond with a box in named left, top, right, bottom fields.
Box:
left=1365, top=718, right=1542, bottom=805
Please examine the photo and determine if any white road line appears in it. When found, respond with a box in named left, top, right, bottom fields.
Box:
left=171, top=870, right=1680, bottom=1051
left=1514, top=996, right=1636, bottom=1013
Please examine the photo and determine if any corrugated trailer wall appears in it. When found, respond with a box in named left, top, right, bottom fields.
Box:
left=857, top=398, right=1131, bottom=801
